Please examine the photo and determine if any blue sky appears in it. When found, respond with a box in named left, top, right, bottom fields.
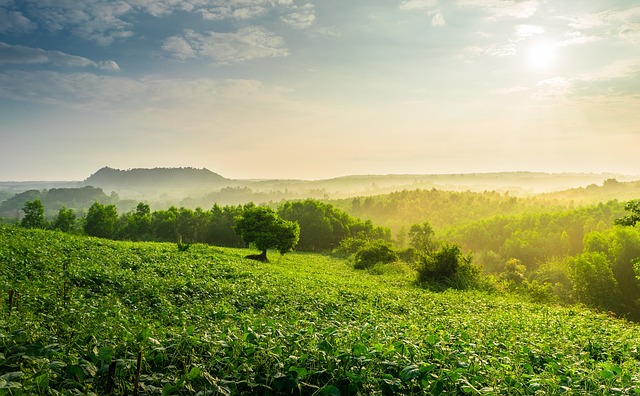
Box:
left=1, top=0, right=639, bottom=181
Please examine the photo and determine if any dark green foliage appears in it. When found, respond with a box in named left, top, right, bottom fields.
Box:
left=235, top=205, right=300, bottom=261
left=615, top=199, right=640, bottom=227
left=570, top=252, right=622, bottom=312
left=120, top=202, right=152, bottom=240
left=0, top=186, right=112, bottom=218
left=353, top=241, right=398, bottom=269
left=20, top=198, right=45, bottom=229
left=417, top=244, right=477, bottom=285
left=84, top=202, right=119, bottom=238
left=205, top=204, right=245, bottom=247
left=279, top=199, right=391, bottom=252
left=53, top=206, right=76, bottom=232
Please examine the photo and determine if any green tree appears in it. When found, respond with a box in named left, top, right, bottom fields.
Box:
left=235, top=205, right=300, bottom=262
left=205, top=204, right=245, bottom=247
left=21, top=198, right=45, bottom=228
left=408, top=221, right=437, bottom=252
left=53, top=207, right=76, bottom=232
left=570, top=252, right=621, bottom=312
left=84, top=202, right=119, bottom=238
left=615, top=200, right=640, bottom=227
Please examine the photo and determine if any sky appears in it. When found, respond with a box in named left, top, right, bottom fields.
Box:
left=0, top=0, right=639, bottom=181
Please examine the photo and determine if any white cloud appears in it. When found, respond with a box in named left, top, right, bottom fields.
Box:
left=310, top=26, right=341, bottom=38
left=456, top=0, right=538, bottom=20
left=0, top=7, right=36, bottom=33
left=281, top=3, right=316, bottom=29
left=563, top=5, right=640, bottom=44
left=161, top=36, right=197, bottom=61
left=399, top=0, right=445, bottom=26
left=514, top=24, right=544, bottom=39
left=534, top=60, right=640, bottom=100
left=399, top=0, right=437, bottom=11
left=12, top=0, right=134, bottom=45
left=164, top=27, right=288, bottom=64
left=0, top=42, right=120, bottom=71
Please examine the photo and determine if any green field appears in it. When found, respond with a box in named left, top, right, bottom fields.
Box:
left=2, top=226, right=640, bottom=395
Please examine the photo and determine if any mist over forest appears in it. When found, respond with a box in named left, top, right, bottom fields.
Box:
left=4, top=166, right=640, bottom=394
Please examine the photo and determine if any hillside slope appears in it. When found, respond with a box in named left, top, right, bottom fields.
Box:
left=2, top=226, right=640, bottom=394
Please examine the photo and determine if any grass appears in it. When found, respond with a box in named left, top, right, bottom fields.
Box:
left=2, top=225, right=640, bottom=394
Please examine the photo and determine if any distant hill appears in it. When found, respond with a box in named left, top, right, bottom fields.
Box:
left=82, top=167, right=228, bottom=193
left=538, top=178, right=640, bottom=204
left=0, top=186, right=115, bottom=219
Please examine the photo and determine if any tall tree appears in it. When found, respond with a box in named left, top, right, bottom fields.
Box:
left=53, top=207, right=76, bottom=232
left=84, top=202, right=119, bottom=238
left=21, top=198, right=45, bottom=229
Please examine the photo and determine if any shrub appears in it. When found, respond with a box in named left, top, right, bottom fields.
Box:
left=417, top=244, right=478, bottom=287
left=353, top=241, right=399, bottom=270
left=333, top=236, right=370, bottom=257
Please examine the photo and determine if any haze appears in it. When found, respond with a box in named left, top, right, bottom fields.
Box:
left=1, top=1, right=639, bottom=181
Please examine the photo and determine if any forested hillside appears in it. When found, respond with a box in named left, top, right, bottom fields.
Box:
left=0, top=186, right=118, bottom=218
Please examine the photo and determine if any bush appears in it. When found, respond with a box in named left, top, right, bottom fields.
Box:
left=333, top=236, right=370, bottom=257
left=353, top=241, right=399, bottom=270
left=417, top=244, right=479, bottom=287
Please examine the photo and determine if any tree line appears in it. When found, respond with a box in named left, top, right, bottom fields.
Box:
left=18, top=198, right=390, bottom=253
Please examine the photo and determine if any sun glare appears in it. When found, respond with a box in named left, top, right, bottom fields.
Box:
left=527, top=42, right=556, bottom=71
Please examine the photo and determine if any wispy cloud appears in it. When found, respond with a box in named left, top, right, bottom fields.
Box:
left=0, top=7, right=36, bottom=33
left=563, top=5, right=640, bottom=44
left=399, top=0, right=446, bottom=26
left=455, top=0, right=539, bottom=20
left=0, top=42, right=120, bottom=71
left=163, top=27, right=288, bottom=64
left=281, top=3, right=316, bottom=29
left=13, top=0, right=134, bottom=45
left=0, top=71, right=293, bottom=113
left=535, top=60, right=640, bottom=100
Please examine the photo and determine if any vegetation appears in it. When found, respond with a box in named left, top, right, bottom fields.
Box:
left=235, top=205, right=300, bottom=261
left=3, top=226, right=640, bottom=394
left=3, top=169, right=640, bottom=393
left=19, top=199, right=45, bottom=229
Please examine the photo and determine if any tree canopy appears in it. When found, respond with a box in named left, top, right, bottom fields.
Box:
left=235, top=205, right=300, bottom=262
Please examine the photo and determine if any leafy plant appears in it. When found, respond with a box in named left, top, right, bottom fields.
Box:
left=353, top=240, right=398, bottom=270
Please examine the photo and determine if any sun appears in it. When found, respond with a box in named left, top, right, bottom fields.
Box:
left=527, top=41, right=556, bottom=71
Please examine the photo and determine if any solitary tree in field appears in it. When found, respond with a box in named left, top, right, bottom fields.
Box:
left=235, top=205, right=300, bottom=262
left=21, top=198, right=45, bottom=229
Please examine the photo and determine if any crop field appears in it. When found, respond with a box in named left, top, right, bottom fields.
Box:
left=2, top=226, right=640, bottom=395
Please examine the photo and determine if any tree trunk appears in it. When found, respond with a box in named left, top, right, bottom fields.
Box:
left=246, top=250, right=269, bottom=262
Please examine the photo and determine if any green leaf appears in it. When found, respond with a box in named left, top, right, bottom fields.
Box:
left=317, top=340, right=333, bottom=354
left=35, top=373, right=49, bottom=389
left=0, top=373, right=22, bottom=382
left=318, top=385, right=340, bottom=396
left=400, top=364, right=421, bottom=382
left=288, top=367, right=307, bottom=379
left=187, top=366, right=201, bottom=381
left=352, top=343, right=367, bottom=357
left=431, top=380, right=444, bottom=396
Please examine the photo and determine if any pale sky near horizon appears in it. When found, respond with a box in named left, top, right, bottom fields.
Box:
left=1, top=0, right=639, bottom=181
